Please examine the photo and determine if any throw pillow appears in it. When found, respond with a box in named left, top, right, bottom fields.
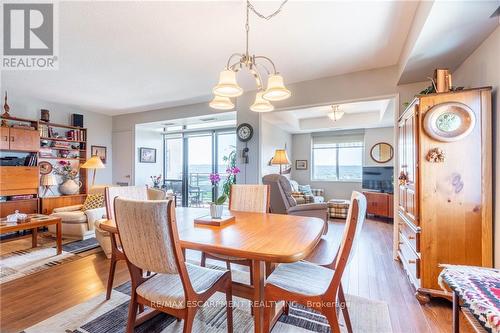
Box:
left=81, top=193, right=105, bottom=211
left=298, top=184, right=313, bottom=196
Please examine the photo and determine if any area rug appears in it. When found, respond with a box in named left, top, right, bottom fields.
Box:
left=23, top=280, right=392, bottom=333
left=0, top=237, right=100, bottom=284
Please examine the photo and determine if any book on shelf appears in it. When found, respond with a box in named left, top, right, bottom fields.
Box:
left=24, top=153, right=37, bottom=166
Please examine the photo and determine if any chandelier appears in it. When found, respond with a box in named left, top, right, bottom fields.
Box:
left=209, top=0, right=291, bottom=112
left=328, top=105, right=345, bottom=121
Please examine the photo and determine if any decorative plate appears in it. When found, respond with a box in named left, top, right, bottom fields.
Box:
left=39, top=161, right=53, bottom=175
left=423, top=102, right=476, bottom=142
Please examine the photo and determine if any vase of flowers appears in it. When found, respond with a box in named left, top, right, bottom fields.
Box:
left=54, top=160, right=81, bottom=195
left=150, top=174, right=162, bottom=188
left=208, top=151, right=240, bottom=218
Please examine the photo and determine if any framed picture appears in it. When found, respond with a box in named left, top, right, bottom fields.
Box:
left=91, top=145, right=107, bottom=164
left=140, top=147, right=156, bottom=163
left=295, top=160, right=308, bottom=170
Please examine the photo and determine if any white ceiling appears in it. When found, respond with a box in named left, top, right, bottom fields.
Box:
left=2, top=1, right=419, bottom=115
left=399, top=0, right=499, bottom=83
left=137, top=111, right=236, bottom=131
left=262, top=98, right=394, bottom=133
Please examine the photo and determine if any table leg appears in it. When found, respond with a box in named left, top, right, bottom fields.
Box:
left=452, top=291, right=459, bottom=333
left=252, top=260, right=265, bottom=333
left=31, top=227, right=38, bottom=248
left=56, top=221, right=62, bottom=255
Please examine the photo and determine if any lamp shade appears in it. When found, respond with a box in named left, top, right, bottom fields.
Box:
left=209, top=95, right=235, bottom=110
left=250, top=91, right=274, bottom=112
left=212, top=69, right=243, bottom=97
left=81, top=156, right=105, bottom=169
left=328, top=110, right=345, bottom=121
left=40, top=174, right=57, bottom=186
left=263, top=74, right=291, bottom=101
left=271, top=149, right=290, bottom=165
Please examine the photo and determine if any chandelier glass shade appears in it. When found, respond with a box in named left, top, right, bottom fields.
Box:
left=210, top=1, right=290, bottom=111
left=328, top=105, right=345, bottom=121
left=209, top=95, right=235, bottom=110
left=250, top=91, right=274, bottom=112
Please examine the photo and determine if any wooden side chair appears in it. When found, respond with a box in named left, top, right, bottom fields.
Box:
left=200, top=184, right=270, bottom=281
left=263, top=191, right=367, bottom=333
left=114, top=198, right=233, bottom=333
left=101, top=186, right=168, bottom=300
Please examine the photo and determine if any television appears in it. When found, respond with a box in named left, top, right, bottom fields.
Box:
left=362, top=166, right=394, bottom=193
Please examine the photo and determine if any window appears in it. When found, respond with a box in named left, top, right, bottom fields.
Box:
left=312, top=135, right=363, bottom=181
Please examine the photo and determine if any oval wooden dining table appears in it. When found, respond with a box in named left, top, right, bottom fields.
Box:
left=100, top=207, right=325, bottom=333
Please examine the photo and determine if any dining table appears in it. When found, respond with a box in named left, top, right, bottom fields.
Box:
left=100, top=207, right=326, bottom=333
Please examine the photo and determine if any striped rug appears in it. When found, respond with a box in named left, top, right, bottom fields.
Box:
left=23, top=279, right=392, bottom=333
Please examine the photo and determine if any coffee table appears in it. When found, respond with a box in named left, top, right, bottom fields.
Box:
left=0, top=214, right=62, bottom=255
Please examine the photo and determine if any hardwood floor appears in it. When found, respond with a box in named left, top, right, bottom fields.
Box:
left=0, top=219, right=474, bottom=333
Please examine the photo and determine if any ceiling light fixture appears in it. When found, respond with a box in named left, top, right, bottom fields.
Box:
left=210, top=0, right=291, bottom=112
left=328, top=105, right=345, bottom=122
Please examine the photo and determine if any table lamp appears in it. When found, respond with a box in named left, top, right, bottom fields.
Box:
left=271, top=149, right=290, bottom=174
left=81, top=155, right=105, bottom=186
left=40, top=174, right=57, bottom=197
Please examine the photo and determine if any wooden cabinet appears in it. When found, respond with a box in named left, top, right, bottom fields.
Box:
left=363, top=191, right=393, bottom=218
left=396, top=87, right=493, bottom=304
left=0, top=166, right=39, bottom=196
left=0, top=127, right=39, bottom=152
left=0, top=199, right=38, bottom=218
left=40, top=194, right=87, bottom=215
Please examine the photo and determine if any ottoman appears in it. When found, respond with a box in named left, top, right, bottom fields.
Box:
left=328, top=199, right=350, bottom=219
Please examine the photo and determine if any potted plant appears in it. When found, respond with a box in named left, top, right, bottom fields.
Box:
left=54, top=160, right=81, bottom=195
left=208, top=151, right=240, bottom=218
left=150, top=174, right=162, bottom=189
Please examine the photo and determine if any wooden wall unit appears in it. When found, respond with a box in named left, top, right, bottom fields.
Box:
left=363, top=191, right=394, bottom=218
left=40, top=194, right=87, bottom=215
left=396, top=87, right=493, bottom=304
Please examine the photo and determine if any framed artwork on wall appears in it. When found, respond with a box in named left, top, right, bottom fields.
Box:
left=139, top=147, right=156, bottom=163
left=295, top=160, right=308, bottom=170
left=91, top=145, right=107, bottom=164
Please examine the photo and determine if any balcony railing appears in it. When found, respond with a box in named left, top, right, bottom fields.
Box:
left=163, top=173, right=216, bottom=207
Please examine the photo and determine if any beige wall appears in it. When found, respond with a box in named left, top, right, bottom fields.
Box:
left=260, top=120, right=293, bottom=176
left=452, top=26, right=500, bottom=268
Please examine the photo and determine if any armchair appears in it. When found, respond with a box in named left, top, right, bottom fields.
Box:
left=48, top=186, right=107, bottom=240
left=262, top=174, right=328, bottom=224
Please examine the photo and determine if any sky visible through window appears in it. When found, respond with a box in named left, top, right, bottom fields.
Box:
left=313, top=142, right=363, bottom=181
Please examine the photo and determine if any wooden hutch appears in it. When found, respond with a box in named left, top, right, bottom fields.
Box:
left=396, top=87, right=492, bottom=303
left=0, top=116, right=88, bottom=217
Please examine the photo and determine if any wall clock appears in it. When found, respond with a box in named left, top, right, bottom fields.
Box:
left=237, top=123, right=253, bottom=142
left=423, top=102, right=476, bottom=142
left=39, top=161, right=53, bottom=175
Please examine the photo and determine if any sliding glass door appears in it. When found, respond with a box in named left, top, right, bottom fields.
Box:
left=164, top=128, right=236, bottom=207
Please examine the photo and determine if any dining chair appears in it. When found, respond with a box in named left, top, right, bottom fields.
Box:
left=263, top=191, right=366, bottom=333
left=201, top=184, right=270, bottom=282
left=114, top=198, right=233, bottom=333
left=95, top=186, right=168, bottom=300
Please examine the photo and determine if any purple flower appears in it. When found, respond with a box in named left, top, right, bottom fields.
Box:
left=209, top=173, right=221, bottom=185
left=226, top=166, right=240, bottom=175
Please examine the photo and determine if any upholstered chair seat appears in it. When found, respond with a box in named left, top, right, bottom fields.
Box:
left=265, top=261, right=335, bottom=296
left=136, top=263, right=226, bottom=309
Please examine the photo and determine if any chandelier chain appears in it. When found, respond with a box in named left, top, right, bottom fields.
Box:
left=247, top=0, right=289, bottom=21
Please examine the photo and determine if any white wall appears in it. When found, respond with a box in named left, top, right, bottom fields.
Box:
left=260, top=119, right=293, bottom=176
left=291, top=126, right=395, bottom=200
left=452, top=26, right=500, bottom=268
left=134, top=127, right=164, bottom=186
left=4, top=92, right=113, bottom=187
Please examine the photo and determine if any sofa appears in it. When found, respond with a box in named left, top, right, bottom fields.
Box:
left=48, top=186, right=107, bottom=240
left=262, top=174, right=328, bottom=225
left=288, top=179, right=325, bottom=204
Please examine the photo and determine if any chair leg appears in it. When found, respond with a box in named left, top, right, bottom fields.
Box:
left=283, top=301, right=290, bottom=315
left=201, top=252, right=207, bottom=267
left=323, top=306, right=341, bottom=333
left=183, top=307, right=197, bottom=333
left=106, top=257, right=117, bottom=300
left=338, top=283, right=352, bottom=333
left=226, top=280, right=234, bottom=333
left=263, top=299, right=274, bottom=333
left=126, top=293, right=139, bottom=333
left=226, top=260, right=231, bottom=271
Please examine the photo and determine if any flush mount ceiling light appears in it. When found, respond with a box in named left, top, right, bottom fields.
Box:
left=328, top=105, right=345, bottom=122
left=210, top=0, right=291, bottom=112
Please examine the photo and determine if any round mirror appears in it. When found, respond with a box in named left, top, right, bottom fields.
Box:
left=370, top=142, right=394, bottom=163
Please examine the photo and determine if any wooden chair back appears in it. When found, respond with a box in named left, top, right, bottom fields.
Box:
left=327, top=191, right=367, bottom=294
left=105, top=186, right=167, bottom=220
left=228, top=184, right=270, bottom=213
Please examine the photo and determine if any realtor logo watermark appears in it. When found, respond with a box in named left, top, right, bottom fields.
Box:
left=2, top=2, right=58, bottom=70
